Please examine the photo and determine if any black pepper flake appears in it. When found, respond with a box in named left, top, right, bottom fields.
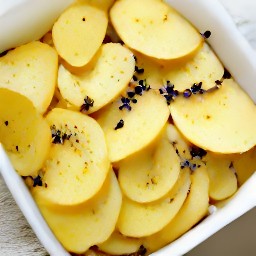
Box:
left=133, top=55, right=137, bottom=62
left=223, top=68, right=232, bottom=79
left=201, top=30, right=211, bottom=39
left=119, top=97, right=132, bottom=111
left=80, top=96, right=94, bottom=113
left=137, top=245, right=147, bottom=256
left=190, top=146, right=207, bottom=159
left=183, top=89, right=192, bottom=98
left=180, top=159, right=198, bottom=171
left=15, top=145, right=19, bottom=151
left=114, top=119, right=124, bottom=130
left=127, top=91, right=135, bottom=98
left=82, top=17, right=86, bottom=21
left=33, top=175, right=43, bottom=187
left=159, top=81, right=178, bottom=104
left=4, top=121, right=8, bottom=126
left=0, top=50, right=9, bottom=57
left=135, top=66, right=144, bottom=74
left=51, top=125, right=72, bottom=145
left=133, top=75, right=138, bottom=81
left=191, top=82, right=203, bottom=94
left=215, top=80, right=223, bottom=87
left=134, top=86, right=143, bottom=95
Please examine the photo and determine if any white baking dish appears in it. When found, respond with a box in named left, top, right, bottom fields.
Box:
left=1, top=0, right=256, bottom=255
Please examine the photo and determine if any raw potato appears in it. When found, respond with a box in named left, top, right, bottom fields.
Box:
left=36, top=108, right=110, bottom=205
left=33, top=170, right=122, bottom=254
left=0, top=88, right=51, bottom=176
left=52, top=2, right=108, bottom=67
left=80, top=0, right=115, bottom=11
left=0, top=41, right=58, bottom=113
left=98, top=231, right=142, bottom=255
left=96, top=90, right=170, bottom=162
left=144, top=165, right=209, bottom=252
left=110, top=0, right=203, bottom=60
left=205, top=152, right=237, bottom=200
left=58, top=43, right=135, bottom=113
left=117, top=169, right=191, bottom=237
left=166, top=123, right=191, bottom=159
left=233, top=147, right=256, bottom=186
left=163, top=43, right=224, bottom=91
left=135, top=43, right=224, bottom=91
left=118, top=126, right=180, bottom=203
left=170, top=79, right=256, bottom=153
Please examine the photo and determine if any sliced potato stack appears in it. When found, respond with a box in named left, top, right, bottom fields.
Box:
left=134, top=43, right=224, bottom=90
left=0, top=41, right=58, bottom=113
left=98, top=231, right=142, bottom=255
left=33, top=170, right=122, bottom=254
left=58, top=43, right=135, bottom=113
left=117, top=168, right=191, bottom=237
left=0, top=88, right=51, bottom=176
left=35, top=108, right=110, bottom=206
left=118, top=125, right=181, bottom=203
left=110, top=0, right=203, bottom=60
left=144, top=165, right=209, bottom=252
left=97, top=89, right=170, bottom=162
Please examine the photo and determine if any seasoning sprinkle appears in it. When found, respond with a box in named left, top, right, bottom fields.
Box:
left=159, top=81, right=179, bottom=104
left=190, top=146, right=207, bottom=159
left=134, top=85, right=143, bottom=95
left=119, top=97, right=132, bottom=111
left=4, top=121, right=8, bottom=126
left=137, top=245, right=147, bottom=256
left=80, top=96, right=94, bottom=113
left=33, top=175, right=43, bottom=187
left=201, top=30, right=211, bottom=39
left=51, top=125, right=72, bottom=144
left=114, top=119, right=124, bottom=130
left=183, top=89, right=192, bottom=98
left=223, top=68, right=232, bottom=79
left=135, top=66, right=144, bottom=74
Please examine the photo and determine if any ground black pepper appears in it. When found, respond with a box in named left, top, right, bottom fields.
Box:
left=114, top=119, right=124, bottom=130
left=80, top=96, right=94, bottom=113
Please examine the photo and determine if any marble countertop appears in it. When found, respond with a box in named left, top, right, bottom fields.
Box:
left=1, top=0, right=256, bottom=255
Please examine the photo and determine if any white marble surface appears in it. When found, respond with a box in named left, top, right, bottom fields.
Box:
left=0, top=0, right=256, bottom=255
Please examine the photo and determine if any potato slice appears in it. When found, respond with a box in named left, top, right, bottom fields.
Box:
left=33, top=170, right=122, bottom=253
left=98, top=231, right=142, bottom=255
left=117, top=169, right=191, bottom=237
left=0, top=89, right=51, bottom=176
left=170, top=79, right=256, bottom=153
left=233, top=147, right=256, bottom=186
left=164, top=43, right=224, bottom=91
left=58, top=43, right=135, bottom=113
left=110, top=0, right=203, bottom=60
left=79, top=0, right=115, bottom=11
left=118, top=126, right=180, bottom=203
left=204, top=152, right=237, bottom=200
left=144, top=165, right=209, bottom=252
left=52, top=2, right=108, bottom=67
left=36, top=108, right=110, bottom=205
left=96, top=90, right=170, bottom=162
left=0, top=41, right=58, bottom=113
left=166, top=123, right=191, bottom=159
left=134, top=43, right=224, bottom=91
